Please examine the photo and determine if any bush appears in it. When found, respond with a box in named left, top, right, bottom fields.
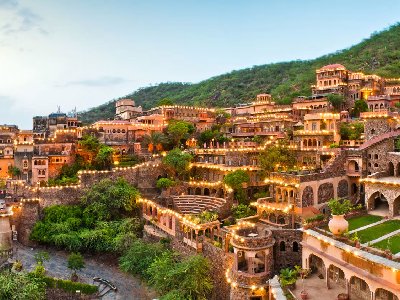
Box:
left=304, top=214, right=325, bottom=224
left=0, top=272, right=46, bottom=299
left=119, top=240, right=166, bottom=280
left=328, top=198, right=355, bottom=215
left=40, top=276, right=98, bottom=295
left=156, top=178, right=176, bottom=189
left=231, top=204, right=256, bottom=220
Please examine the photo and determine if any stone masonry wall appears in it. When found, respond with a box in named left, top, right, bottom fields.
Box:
left=271, top=229, right=303, bottom=274
left=202, top=241, right=233, bottom=300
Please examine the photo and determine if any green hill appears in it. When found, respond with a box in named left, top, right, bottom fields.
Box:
left=79, top=23, right=400, bottom=124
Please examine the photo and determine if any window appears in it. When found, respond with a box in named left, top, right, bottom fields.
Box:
left=374, top=154, right=378, bottom=159
left=279, top=241, right=286, bottom=251
left=312, top=123, right=317, bottom=131
left=293, top=242, right=299, bottom=252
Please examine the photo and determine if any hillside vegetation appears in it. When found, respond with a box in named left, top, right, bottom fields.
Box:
left=79, top=23, right=400, bottom=124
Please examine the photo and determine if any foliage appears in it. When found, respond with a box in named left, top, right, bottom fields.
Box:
left=80, top=24, right=400, bottom=123
left=34, top=251, right=49, bottom=265
left=166, top=120, right=195, bottom=146
left=304, top=214, right=325, bottom=224
left=0, top=271, right=46, bottom=300
left=156, top=178, right=176, bottom=189
left=162, top=148, right=193, bottom=179
left=95, top=145, right=114, bottom=170
left=339, top=122, right=364, bottom=140
left=352, top=99, right=369, bottom=117
left=33, top=264, right=46, bottom=277
left=198, top=129, right=228, bottom=145
left=30, top=178, right=143, bottom=253
left=119, top=240, right=167, bottom=280
left=231, top=204, right=256, bottom=220
left=189, top=211, right=218, bottom=224
left=8, top=166, right=21, bottom=178
left=147, top=254, right=213, bottom=300
left=223, top=170, right=250, bottom=204
left=79, top=134, right=100, bottom=153
left=223, top=170, right=250, bottom=189
left=143, top=132, right=167, bottom=153
left=67, top=252, right=85, bottom=276
left=328, top=198, right=355, bottom=215
left=327, top=94, right=345, bottom=111
left=259, top=140, right=296, bottom=174
left=40, top=276, right=98, bottom=295
left=279, top=266, right=301, bottom=287
left=157, top=98, right=174, bottom=106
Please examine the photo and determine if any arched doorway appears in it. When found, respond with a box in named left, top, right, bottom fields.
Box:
left=348, top=160, right=360, bottom=173
left=309, top=254, right=325, bottom=277
left=375, top=288, right=399, bottom=300
left=368, top=191, right=389, bottom=216
left=195, top=187, right=201, bottom=195
left=204, top=188, right=210, bottom=196
left=349, top=276, right=370, bottom=300
left=328, top=265, right=346, bottom=290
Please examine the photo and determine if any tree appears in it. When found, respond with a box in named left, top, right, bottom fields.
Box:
left=119, top=240, right=166, bottom=280
left=259, top=140, right=296, bottom=175
left=79, top=135, right=100, bottom=153
left=157, top=98, right=174, bottom=106
left=231, top=204, right=256, bottom=220
left=352, top=99, right=368, bottom=117
left=94, top=145, right=114, bottom=170
left=223, top=170, right=250, bottom=204
left=143, top=132, right=167, bottom=153
left=327, top=94, right=345, bottom=111
left=156, top=178, right=176, bottom=189
left=339, top=122, right=364, bottom=140
left=67, top=252, right=85, bottom=281
left=81, top=178, right=140, bottom=223
left=166, top=120, right=194, bottom=146
left=8, top=166, right=21, bottom=179
left=162, top=148, right=193, bottom=180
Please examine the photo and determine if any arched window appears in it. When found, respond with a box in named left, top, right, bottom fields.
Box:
left=293, top=242, right=299, bottom=252
left=279, top=241, right=286, bottom=251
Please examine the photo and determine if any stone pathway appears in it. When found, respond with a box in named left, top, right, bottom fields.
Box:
left=348, top=219, right=387, bottom=234
left=13, top=243, right=157, bottom=300
left=361, top=228, right=400, bottom=247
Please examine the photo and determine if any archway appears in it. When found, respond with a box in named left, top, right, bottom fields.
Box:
left=349, top=276, right=370, bottom=300
left=302, top=186, right=314, bottom=207
left=337, top=180, right=349, bottom=198
left=328, top=264, right=346, bottom=290
left=270, top=213, right=277, bottom=223
left=195, top=187, right=201, bottom=195
left=309, top=254, right=325, bottom=277
left=397, top=162, right=400, bottom=177
left=375, top=288, right=399, bottom=300
left=204, top=188, right=210, bottom=196
left=368, top=191, right=389, bottom=216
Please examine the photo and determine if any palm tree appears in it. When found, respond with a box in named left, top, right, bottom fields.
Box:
left=143, top=132, right=166, bottom=153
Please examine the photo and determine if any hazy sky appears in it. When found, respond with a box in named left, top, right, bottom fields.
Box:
left=1, top=0, right=400, bottom=128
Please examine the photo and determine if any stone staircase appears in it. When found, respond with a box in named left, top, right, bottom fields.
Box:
left=172, top=195, right=228, bottom=215
left=358, top=130, right=400, bottom=150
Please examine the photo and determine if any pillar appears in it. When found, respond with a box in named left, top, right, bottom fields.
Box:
left=0, top=214, right=12, bottom=264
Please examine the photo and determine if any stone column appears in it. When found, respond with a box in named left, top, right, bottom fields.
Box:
left=0, top=214, right=12, bottom=264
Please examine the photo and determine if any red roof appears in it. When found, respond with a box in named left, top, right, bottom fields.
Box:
left=319, top=64, right=346, bottom=70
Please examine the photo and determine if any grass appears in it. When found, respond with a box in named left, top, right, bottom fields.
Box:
left=373, top=235, right=400, bottom=254
left=347, top=215, right=383, bottom=232
left=356, top=220, right=400, bottom=243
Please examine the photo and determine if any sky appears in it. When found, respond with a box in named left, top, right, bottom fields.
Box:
left=1, top=0, right=400, bottom=128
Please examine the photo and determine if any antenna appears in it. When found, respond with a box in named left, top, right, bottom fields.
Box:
left=57, top=106, right=61, bottom=113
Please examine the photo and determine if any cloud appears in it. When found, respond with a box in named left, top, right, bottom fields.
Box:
left=0, top=2, right=47, bottom=35
left=62, top=76, right=131, bottom=87
left=0, top=0, right=17, bottom=9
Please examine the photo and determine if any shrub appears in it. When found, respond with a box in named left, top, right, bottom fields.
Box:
left=304, top=214, right=325, bottom=224
left=156, top=178, right=176, bottom=189
left=40, top=276, right=98, bottom=295
left=328, top=198, right=355, bottom=215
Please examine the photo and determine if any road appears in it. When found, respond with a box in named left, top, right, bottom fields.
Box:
left=14, top=243, right=157, bottom=300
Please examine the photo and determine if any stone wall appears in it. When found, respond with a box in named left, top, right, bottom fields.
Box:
left=202, top=241, right=233, bottom=300
left=271, top=229, right=303, bottom=274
